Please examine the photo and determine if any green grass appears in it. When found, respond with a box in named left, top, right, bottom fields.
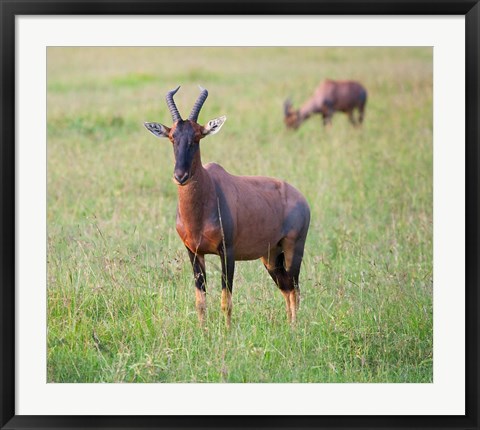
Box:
left=47, top=47, right=433, bottom=383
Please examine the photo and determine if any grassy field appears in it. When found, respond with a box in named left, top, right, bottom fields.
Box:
left=47, top=47, right=433, bottom=383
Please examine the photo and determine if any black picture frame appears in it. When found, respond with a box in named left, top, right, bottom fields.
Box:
left=1, top=1, right=478, bottom=429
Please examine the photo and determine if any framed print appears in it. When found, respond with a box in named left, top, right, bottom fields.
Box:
left=1, top=1, right=479, bottom=429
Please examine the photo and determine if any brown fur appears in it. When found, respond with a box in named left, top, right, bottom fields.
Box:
left=285, top=79, right=367, bottom=129
left=175, top=153, right=310, bottom=325
left=176, top=161, right=309, bottom=260
left=145, top=89, right=310, bottom=327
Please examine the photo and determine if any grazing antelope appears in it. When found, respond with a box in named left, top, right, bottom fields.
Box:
left=284, top=79, right=367, bottom=129
left=144, top=86, right=310, bottom=327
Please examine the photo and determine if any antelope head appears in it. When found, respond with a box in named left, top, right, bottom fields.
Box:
left=144, top=86, right=227, bottom=185
left=283, top=99, right=300, bottom=130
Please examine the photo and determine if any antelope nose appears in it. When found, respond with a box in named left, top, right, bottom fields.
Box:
left=174, top=171, right=189, bottom=185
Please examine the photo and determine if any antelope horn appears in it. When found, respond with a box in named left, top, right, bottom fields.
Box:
left=284, top=98, right=292, bottom=116
left=166, top=86, right=182, bottom=122
left=189, top=86, right=209, bottom=122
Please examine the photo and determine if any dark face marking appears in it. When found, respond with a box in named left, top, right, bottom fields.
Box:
left=170, top=120, right=202, bottom=185
left=284, top=110, right=300, bottom=129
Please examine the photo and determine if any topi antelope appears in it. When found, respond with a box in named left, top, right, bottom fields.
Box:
left=284, top=79, right=367, bottom=129
left=144, top=86, right=310, bottom=327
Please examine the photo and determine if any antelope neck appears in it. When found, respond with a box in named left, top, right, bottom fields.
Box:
left=176, top=153, right=214, bottom=227
left=298, top=106, right=311, bottom=122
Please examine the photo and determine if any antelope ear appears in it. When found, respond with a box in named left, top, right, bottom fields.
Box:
left=202, top=116, right=227, bottom=137
left=144, top=122, right=170, bottom=138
